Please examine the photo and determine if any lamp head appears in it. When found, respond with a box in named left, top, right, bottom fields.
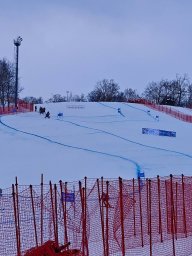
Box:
left=14, top=36, right=23, bottom=46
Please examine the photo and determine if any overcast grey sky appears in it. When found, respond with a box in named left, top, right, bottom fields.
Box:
left=1, top=0, right=192, bottom=100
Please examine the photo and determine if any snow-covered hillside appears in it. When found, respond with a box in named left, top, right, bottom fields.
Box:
left=0, top=102, right=191, bottom=188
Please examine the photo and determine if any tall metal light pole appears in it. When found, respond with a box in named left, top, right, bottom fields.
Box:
left=14, top=36, right=23, bottom=108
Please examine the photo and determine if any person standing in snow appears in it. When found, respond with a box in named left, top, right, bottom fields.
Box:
left=45, top=111, right=50, bottom=118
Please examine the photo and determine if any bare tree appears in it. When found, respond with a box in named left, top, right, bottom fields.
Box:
left=88, top=79, right=120, bottom=102
left=143, top=74, right=191, bottom=106
left=46, top=94, right=66, bottom=103
left=22, top=96, right=43, bottom=104
left=124, top=88, right=139, bottom=101
left=0, top=59, right=16, bottom=109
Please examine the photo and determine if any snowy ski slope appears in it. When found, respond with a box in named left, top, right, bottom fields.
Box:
left=0, top=102, right=191, bottom=188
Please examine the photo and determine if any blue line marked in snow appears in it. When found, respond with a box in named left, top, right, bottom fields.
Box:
left=0, top=117, right=142, bottom=178
left=98, top=102, right=126, bottom=118
left=61, top=117, right=192, bottom=160
left=121, top=102, right=159, bottom=121
left=97, top=102, right=117, bottom=110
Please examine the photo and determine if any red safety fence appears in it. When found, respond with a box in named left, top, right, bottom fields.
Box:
left=0, top=100, right=33, bottom=115
left=128, top=99, right=192, bottom=123
left=1, top=175, right=192, bottom=255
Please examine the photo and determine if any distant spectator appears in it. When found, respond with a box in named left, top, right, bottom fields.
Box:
left=45, top=111, right=50, bottom=118
left=39, top=107, right=46, bottom=115
left=35, top=106, right=37, bottom=112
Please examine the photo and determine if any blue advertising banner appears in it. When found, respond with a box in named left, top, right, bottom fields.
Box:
left=142, top=128, right=176, bottom=137
left=61, top=192, right=75, bottom=202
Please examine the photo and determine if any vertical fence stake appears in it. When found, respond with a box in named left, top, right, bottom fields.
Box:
left=146, top=178, right=150, bottom=235
left=133, top=178, right=136, bottom=236
left=170, top=175, right=176, bottom=256
left=59, top=180, right=69, bottom=246
left=106, top=181, right=109, bottom=256
left=12, top=184, right=21, bottom=256
left=175, top=182, right=178, bottom=240
left=30, top=185, right=38, bottom=247
left=84, top=177, right=89, bottom=256
left=165, top=180, right=169, bottom=234
left=119, top=177, right=125, bottom=256
left=157, top=175, right=163, bottom=243
left=79, top=181, right=85, bottom=256
left=54, top=184, right=59, bottom=246
left=138, top=177, right=144, bottom=247
left=149, top=179, right=152, bottom=256
left=97, top=179, right=106, bottom=256
left=15, top=177, right=21, bottom=253
left=41, top=174, right=44, bottom=245
left=50, top=181, right=57, bottom=243
left=182, top=174, right=187, bottom=237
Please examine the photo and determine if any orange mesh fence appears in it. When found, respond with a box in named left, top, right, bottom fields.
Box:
left=128, top=99, right=192, bottom=123
left=1, top=175, right=192, bottom=255
left=0, top=100, right=33, bottom=115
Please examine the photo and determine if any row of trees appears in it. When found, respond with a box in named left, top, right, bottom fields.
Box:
left=37, top=80, right=139, bottom=104
left=142, top=74, right=192, bottom=107
left=25, top=75, right=192, bottom=107
left=1, top=55, right=191, bottom=107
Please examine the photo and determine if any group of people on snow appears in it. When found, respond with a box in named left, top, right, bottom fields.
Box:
left=35, top=106, right=50, bottom=118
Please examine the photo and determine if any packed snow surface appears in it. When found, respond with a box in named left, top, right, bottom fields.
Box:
left=0, top=102, right=191, bottom=188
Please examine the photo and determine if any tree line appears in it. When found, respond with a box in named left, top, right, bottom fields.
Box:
left=1, top=57, right=192, bottom=107
left=41, top=75, right=192, bottom=107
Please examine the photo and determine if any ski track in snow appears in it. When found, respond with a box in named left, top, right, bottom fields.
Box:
left=0, top=116, right=142, bottom=176
left=1, top=101, right=192, bottom=181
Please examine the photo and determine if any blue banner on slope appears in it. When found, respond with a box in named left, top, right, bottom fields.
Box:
left=142, top=128, right=176, bottom=137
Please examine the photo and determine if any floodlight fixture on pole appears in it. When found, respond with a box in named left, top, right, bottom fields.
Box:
left=14, top=36, right=23, bottom=108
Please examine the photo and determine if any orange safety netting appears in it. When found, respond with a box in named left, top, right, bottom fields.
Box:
left=0, top=175, right=192, bottom=255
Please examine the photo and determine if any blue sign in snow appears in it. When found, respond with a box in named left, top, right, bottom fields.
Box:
left=142, top=128, right=176, bottom=137
left=61, top=192, right=75, bottom=202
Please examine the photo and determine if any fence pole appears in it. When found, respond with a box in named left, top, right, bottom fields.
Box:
left=50, top=181, right=57, bottom=243
left=182, top=174, right=187, bottom=237
left=54, top=184, right=59, bottom=246
left=15, top=177, right=21, bottom=253
left=138, top=177, right=144, bottom=247
left=106, top=181, right=109, bottom=256
left=30, top=185, right=38, bottom=247
left=146, top=178, right=150, bottom=235
left=12, top=184, right=21, bottom=256
left=79, top=181, right=85, bottom=256
left=119, top=177, right=125, bottom=256
left=165, top=180, right=169, bottom=234
left=133, top=178, right=136, bottom=236
left=149, top=179, right=152, bottom=256
left=170, top=175, right=176, bottom=256
left=40, top=174, right=44, bottom=245
left=59, top=180, right=69, bottom=246
left=157, top=175, right=163, bottom=242
left=175, top=182, right=178, bottom=240
left=97, top=179, right=106, bottom=256
left=84, top=177, right=89, bottom=256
